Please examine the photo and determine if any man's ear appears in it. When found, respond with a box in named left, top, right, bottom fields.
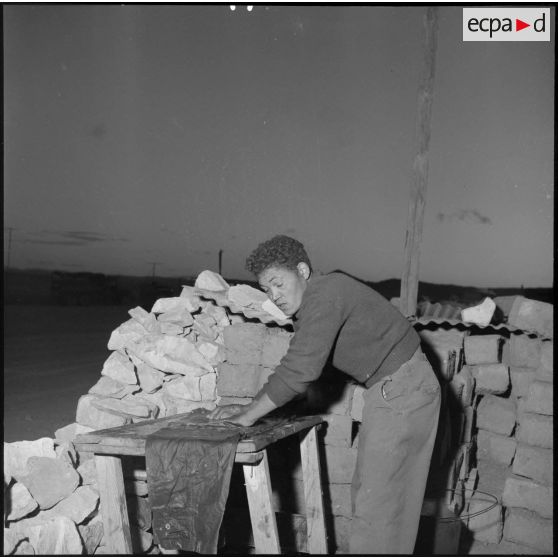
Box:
left=297, top=262, right=311, bottom=280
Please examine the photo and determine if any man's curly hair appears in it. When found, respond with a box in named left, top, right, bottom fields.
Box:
left=245, top=235, right=312, bottom=276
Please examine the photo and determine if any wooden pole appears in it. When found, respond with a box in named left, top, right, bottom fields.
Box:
left=400, top=7, right=439, bottom=317
left=6, top=227, right=14, bottom=270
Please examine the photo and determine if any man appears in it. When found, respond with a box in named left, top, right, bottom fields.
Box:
left=210, top=235, right=440, bottom=553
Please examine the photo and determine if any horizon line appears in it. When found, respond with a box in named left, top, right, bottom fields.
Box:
left=3, top=266, right=554, bottom=292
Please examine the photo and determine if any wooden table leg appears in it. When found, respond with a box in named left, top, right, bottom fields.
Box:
left=94, top=455, right=133, bottom=554
left=242, top=450, right=281, bottom=554
left=300, top=426, right=328, bottom=554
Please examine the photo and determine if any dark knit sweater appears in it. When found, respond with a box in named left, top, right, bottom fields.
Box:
left=260, top=272, right=420, bottom=407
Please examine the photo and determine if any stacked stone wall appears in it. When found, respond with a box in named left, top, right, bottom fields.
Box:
left=414, top=297, right=553, bottom=555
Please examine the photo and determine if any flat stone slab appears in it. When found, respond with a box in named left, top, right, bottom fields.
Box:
left=40, top=485, right=99, bottom=524
left=20, top=456, right=80, bottom=509
left=31, top=516, right=84, bottom=555
left=7, top=481, right=38, bottom=521
left=78, top=516, right=104, bottom=555
left=89, top=376, right=139, bottom=398
left=100, top=351, right=138, bottom=385
left=127, top=334, right=214, bottom=375
left=4, top=438, right=56, bottom=481
left=54, top=423, right=95, bottom=443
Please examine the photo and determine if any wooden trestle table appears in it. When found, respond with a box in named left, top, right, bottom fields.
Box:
left=74, top=413, right=327, bottom=555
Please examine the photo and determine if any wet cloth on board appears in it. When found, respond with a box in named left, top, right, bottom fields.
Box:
left=145, top=411, right=289, bottom=553
left=145, top=422, right=242, bottom=553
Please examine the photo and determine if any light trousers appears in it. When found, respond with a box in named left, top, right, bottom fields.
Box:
left=349, top=349, right=441, bottom=554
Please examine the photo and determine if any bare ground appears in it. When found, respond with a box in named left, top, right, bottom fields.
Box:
left=4, top=305, right=132, bottom=442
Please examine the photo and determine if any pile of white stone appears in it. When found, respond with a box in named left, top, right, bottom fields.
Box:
left=3, top=270, right=290, bottom=555
left=73, top=270, right=289, bottom=430
left=4, top=438, right=102, bottom=555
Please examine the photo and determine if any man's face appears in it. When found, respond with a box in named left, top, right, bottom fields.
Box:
left=257, top=264, right=309, bottom=317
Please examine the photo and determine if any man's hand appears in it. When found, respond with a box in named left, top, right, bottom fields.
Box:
left=209, top=393, right=279, bottom=427
left=209, top=404, right=248, bottom=421
left=222, top=411, right=256, bottom=427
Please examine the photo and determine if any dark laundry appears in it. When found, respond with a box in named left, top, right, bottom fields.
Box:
left=145, top=409, right=288, bottom=553
left=146, top=424, right=240, bottom=553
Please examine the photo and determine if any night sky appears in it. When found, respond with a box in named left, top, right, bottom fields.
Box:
left=4, top=5, right=554, bottom=287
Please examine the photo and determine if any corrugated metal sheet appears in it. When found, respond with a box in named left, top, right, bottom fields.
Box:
left=417, top=301, right=463, bottom=320
left=411, top=316, right=544, bottom=337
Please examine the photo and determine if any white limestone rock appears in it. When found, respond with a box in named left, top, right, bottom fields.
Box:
left=228, top=284, right=268, bottom=308
left=20, top=456, right=79, bottom=510
left=229, top=313, right=246, bottom=325
left=159, top=322, right=187, bottom=335
left=137, top=362, right=166, bottom=393
left=261, top=330, right=292, bottom=367
left=32, top=516, right=84, bottom=555
left=508, top=296, right=553, bottom=338
left=4, top=438, right=56, bottom=482
left=156, top=305, right=194, bottom=326
left=163, top=374, right=216, bottom=402
left=194, top=270, right=230, bottom=291
left=192, top=315, right=219, bottom=341
left=153, top=296, right=197, bottom=315
left=470, top=364, right=510, bottom=395
left=55, top=441, right=78, bottom=468
left=3, top=526, right=27, bottom=555
left=134, top=391, right=170, bottom=418
left=461, top=297, right=496, bottom=327
left=54, top=422, right=94, bottom=443
left=100, top=351, right=138, bottom=385
left=76, top=395, right=131, bottom=430
left=200, top=373, right=217, bottom=401
left=197, top=341, right=225, bottom=365
left=13, top=539, right=35, bottom=555
left=129, top=306, right=161, bottom=334
left=179, top=288, right=203, bottom=312
left=40, top=485, right=99, bottom=524
left=127, top=334, right=213, bottom=375
left=89, top=375, right=140, bottom=398
left=78, top=516, right=104, bottom=555
left=77, top=457, right=98, bottom=488
left=92, top=396, right=154, bottom=419
left=107, top=318, right=149, bottom=352
left=7, top=482, right=38, bottom=521
left=203, top=304, right=231, bottom=327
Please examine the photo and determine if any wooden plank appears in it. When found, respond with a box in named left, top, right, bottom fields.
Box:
left=235, top=451, right=264, bottom=465
left=299, top=426, right=328, bottom=554
left=243, top=450, right=281, bottom=554
left=400, top=6, right=439, bottom=318
left=77, top=440, right=265, bottom=464
left=76, top=416, right=324, bottom=455
left=94, top=455, right=133, bottom=554
left=76, top=443, right=146, bottom=456
left=237, top=416, right=324, bottom=452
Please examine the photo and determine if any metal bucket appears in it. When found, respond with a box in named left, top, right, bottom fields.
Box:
left=415, top=488, right=498, bottom=555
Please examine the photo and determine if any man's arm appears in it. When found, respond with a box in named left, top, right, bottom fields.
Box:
left=209, top=392, right=278, bottom=426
